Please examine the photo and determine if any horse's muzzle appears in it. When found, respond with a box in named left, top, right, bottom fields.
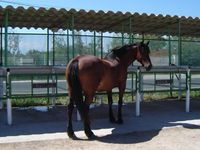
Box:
left=146, top=64, right=152, bottom=71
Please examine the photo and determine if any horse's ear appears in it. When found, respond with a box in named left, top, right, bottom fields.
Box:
left=146, top=41, right=150, bottom=46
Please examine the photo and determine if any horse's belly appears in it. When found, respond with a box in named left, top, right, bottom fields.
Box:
left=97, top=80, right=117, bottom=91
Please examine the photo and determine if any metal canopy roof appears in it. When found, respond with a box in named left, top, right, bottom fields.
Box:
left=0, top=5, right=200, bottom=36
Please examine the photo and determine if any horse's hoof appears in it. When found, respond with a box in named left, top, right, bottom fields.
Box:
left=67, top=129, right=75, bottom=138
left=89, top=134, right=97, bottom=140
left=117, top=119, right=124, bottom=124
left=85, top=130, right=95, bottom=139
left=67, top=132, right=75, bottom=138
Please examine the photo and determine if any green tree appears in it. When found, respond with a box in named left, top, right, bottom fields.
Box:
left=8, top=33, right=21, bottom=55
left=144, top=35, right=167, bottom=51
left=53, top=31, right=68, bottom=65
left=87, top=35, right=102, bottom=56
left=110, top=33, right=123, bottom=49
left=8, top=33, right=21, bottom=65
left=74, top=31, right=84, bottom=55
left=182, top=40, right=200, bottom=66
left=26, top=49, right=44, bottom=65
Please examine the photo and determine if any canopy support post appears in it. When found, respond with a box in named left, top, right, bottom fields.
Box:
left=129, top=17, right=132, bottom=44
left=71, top=15, right=75, bottom=58
left=4, top=11, right=8, bottom=67
left=67, top=29, right=69, bottom=63
left=178, top=20, right=182, bottom=100
left=100, top=32, right=103, bottom=59
left=47, top=29, right=50, bottom=66
left=93, top=31, right=96, bottom=56
left=52, top=31, right=55, bottom=66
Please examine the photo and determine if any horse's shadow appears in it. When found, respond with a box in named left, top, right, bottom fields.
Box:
left=72, top=122, right=200, bottom=144
left=72, top=99, right=200, bottom=144
left=95, top=122, right=200, bottom=144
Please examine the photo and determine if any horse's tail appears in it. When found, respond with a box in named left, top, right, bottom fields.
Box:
left=68, top=60, right=84, bottom=119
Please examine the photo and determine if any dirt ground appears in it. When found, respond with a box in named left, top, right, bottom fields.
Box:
left=1, top=127, right=200, bottom=150
left=1, top=99, right=200, bottom=150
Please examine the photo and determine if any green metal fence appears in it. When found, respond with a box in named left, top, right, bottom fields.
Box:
left=2, top=28, right=200, bottom=68
left=1, top=29, right=200, bottom=106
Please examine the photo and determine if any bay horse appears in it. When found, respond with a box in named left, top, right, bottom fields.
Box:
left=65, top=41, right=152, bottom=138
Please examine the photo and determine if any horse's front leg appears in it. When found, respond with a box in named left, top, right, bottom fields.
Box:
left=117, top=84, right=126, bottom=124
left=107, top=91, right=116, bottom=123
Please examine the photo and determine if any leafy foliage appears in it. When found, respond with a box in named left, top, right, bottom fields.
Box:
left=182, top=40, right=200, bottom=66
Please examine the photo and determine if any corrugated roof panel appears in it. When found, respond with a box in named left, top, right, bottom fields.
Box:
left=0, top=5, right=200, bottom=36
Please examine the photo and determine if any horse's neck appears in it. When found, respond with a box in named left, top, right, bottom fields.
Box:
left=104, top=47, right=137, bottom=68
left=121, top=50, right=137, bottom=67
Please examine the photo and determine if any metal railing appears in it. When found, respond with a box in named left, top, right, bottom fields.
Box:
left=2, top=65, right=200, bottom=125
left=128, top=66, right=190, bottom=116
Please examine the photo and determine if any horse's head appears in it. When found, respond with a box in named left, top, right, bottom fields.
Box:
left=136, top=41, right=152, bottom=71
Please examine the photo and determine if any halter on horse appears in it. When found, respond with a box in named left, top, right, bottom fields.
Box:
left=66, top=41, right=152, bottom=138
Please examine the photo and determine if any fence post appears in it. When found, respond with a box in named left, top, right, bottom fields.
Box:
left=178, top=72, right=182, bottom=100
left=186, top=66, right=190, bottom=113
left=136, top=67, right=141, bottom=117
left=6, top=68, right=12, bottom=125
left=51, top=68, right=56, bottom=107
left=140, top=73, right=144, bottom=102
left=0, top=71, right=3, bottom=109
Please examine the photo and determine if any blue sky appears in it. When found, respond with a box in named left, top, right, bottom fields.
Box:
left=0, top=0, right=200, bottom=18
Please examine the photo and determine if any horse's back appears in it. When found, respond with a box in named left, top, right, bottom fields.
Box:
left=66, top=55, right=102, bottom=73
left=66, top=55, right=104, bottom=95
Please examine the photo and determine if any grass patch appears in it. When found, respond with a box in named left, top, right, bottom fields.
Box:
left=2, top=90, right=200, bottom=107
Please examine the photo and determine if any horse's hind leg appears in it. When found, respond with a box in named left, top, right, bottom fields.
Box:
left=107, top=91, right=116, bottom=123
left=83, top=95, right=94, bottom=138
left=67, top=97, right=74, bottom=138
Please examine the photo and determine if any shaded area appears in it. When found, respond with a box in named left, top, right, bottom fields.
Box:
left=1, top=99, right=200, bottom=144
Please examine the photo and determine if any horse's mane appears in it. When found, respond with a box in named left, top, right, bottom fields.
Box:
left=105, top=43, right=137, bottom=60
